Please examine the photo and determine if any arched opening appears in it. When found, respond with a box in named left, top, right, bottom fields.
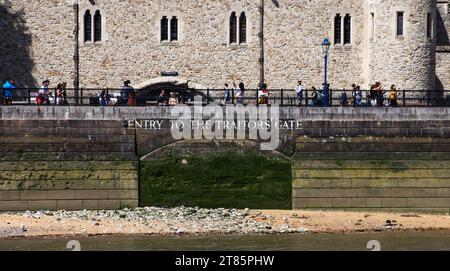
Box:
left=229, top=12, right=237, bottom=44
left=170, top=16, right=178, bottom=41
left=239, top=12, right=247, bottom=44
left=160, top=16, right=169, bottom=42
left=84, top=10, right=92, bottom=42
left=134, top=77, right=210, bottom=105
left=138, top=139, right=292, bottom=209
left=94, top=10, right=102, bottom=42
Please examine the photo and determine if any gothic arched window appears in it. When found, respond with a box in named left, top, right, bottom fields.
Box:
left=344, top=14, right=351, bottom=44
left=94, top=10, right=102, bottom=42
left=230, top=12, right=237, bottom=44
left=161, top=16, right=169, bottom=42
left=239, top=12, right=247, bottom=44
left=84, top=10, right=92, bottom=42
left=334, top=14, right=341, bottom=44
left=170, top=16, right=178, bottom=41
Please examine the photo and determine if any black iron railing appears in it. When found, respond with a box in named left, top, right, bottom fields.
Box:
left=0, top=88, right=449, bottom=107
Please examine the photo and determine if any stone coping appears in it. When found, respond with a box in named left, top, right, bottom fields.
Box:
left=0, top=106, right=448, bottom=121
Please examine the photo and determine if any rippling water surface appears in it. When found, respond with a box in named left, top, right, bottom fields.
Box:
left=1, top=232, right=450, bottom=251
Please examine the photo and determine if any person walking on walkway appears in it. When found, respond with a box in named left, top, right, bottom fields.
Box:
left=236, top=82, right=245, bottom=104
left=389, top=84, right=399, bottom=107
left=295, top=80, right=305, bottom=106
left=120, top=80, right=133, bottom=106
left=2, top=79, right=16, bottom=105
left=223, top=83, right=232, bottom=105
left=38, top=80, right=51, bottom=105
left=56, top=83, right=65, bottom=105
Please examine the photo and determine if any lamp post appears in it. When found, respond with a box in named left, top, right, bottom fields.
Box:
left=321, top=38, right=331, bottom=106
left=258, top=0, right=265, bottom=89
left=73, top=0, right=80, bottom=105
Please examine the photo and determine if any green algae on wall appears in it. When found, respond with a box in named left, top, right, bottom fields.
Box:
left=139, top=152, right=292, bottom=209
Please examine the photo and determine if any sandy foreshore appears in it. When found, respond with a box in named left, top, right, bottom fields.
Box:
left=0, top=207, right=449, bottom=239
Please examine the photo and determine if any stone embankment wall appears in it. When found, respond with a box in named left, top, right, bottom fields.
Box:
left=291, top=108, right=450, bottom=213
left=0, top=106, right=449, bottom=212
left=0, top=116, right=139, bottom=211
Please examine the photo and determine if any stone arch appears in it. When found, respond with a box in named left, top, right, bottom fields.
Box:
left=139, top=139, right=291, bottom=161
left=134, top=77, right=206, bottom=90
left=133, top=77, right=209, bottom=105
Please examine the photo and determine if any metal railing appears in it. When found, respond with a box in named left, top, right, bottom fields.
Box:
left=1, top=88, right=449, bottom=107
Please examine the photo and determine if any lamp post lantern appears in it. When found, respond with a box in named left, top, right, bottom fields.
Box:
left=321, top=38, right=331, bottom=106
left=73, top=0, right=80, bottom=105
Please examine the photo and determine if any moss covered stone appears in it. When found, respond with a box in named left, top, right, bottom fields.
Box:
left=139, top=151, right=292, bottom=209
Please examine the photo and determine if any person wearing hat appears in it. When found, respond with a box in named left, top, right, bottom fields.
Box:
left=2, top=79, right=16, bottom=105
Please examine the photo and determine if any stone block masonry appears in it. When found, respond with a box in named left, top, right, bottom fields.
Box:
left=293, top=138, right=450, bottom=213
left=1, top=0, right=447, bottom=91
left=0, top=118, right=139, bottom=211
left=0, top=106, right=450, bottom=212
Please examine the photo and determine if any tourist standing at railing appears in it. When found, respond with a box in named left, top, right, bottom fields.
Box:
left=168, top=92, right=179, bottom=106
left=295, top=80, right=305, bottom=106
left=236, top=82, right=245, bottom=104
left=56, top=84, right=65, bottom=105
left=38, top=80, right=51, bottom=105
left=373, top=82, right=384, bottom=107
left=120, top=80, right=133, bottom=106
left=351, top=84, right=357, bottom=106
left=389, top=85, right=399, bottom=107
left=258, top=83, right=269, bottom=105
left=232, top=82, right=239, bottom=104
left=223, top=83, right=232, bottom=104
left=309, top=87, right=319, bottom=106
left=2, top=79, right=16, bottom=105
left=158, top=90, right=168, bottom=106
left=100, top=90, right=108, bottom=106
left=355, top=86, right=363, bottom=107
left=61, top=82, right=68, bottom=106
left=339, top=90, right=348, bottom=107
left=128, top=87, right=136, bottom=106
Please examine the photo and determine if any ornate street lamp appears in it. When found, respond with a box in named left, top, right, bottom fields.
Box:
left=73, top=0, right=80, bottom=105
left=321, top=38, right=331, bottom=106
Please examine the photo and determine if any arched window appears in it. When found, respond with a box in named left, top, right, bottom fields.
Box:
left=94, top=10, right=102, bottom=42
left=344, top=14, right=351, bottom=44
left=84, top=10, right=92, bottom=42
left=170, top=16, right=178, bottom=41
left=229, top=12, right=237, bottom=44
left=239, top=12, right=247, bottom=44
left=334, top=14, right=341, bottom=44
left=161, top=16, right=169, bottom=42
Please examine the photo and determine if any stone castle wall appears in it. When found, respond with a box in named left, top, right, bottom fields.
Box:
left=0, top=0, right=446, bottom=91
left=436, top=1, right=450, bottom=90
left=368, top=0, right=436, bottom=90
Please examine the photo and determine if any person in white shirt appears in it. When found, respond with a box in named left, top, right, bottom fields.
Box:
left=39, top=80, right=51, bottom=105
left=295, top=80, right=305, bottom=106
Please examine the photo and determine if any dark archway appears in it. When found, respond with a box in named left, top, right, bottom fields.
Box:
left=0, top=2, right=36, bottom=97
left=134, top=77, right=210, bottom=105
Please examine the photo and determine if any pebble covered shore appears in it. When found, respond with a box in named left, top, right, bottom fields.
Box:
left=1, top=207, right=449, bottom=239
left=0, top=207, right=307, bottom=239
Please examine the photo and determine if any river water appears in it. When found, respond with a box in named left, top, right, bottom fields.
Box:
left=1, top=232, right=450, bottom=251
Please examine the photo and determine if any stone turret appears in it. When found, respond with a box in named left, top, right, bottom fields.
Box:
left=367, top=0, right=436, bottom=90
